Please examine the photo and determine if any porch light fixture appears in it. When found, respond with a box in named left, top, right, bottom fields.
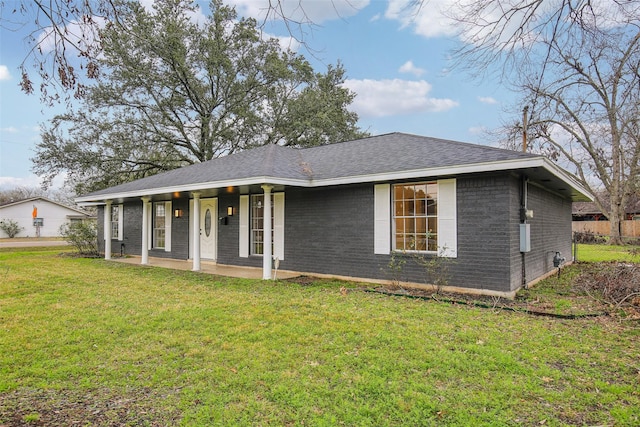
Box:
left=173, top=208, right=183, bottom=218
left=227, top=206, right=234, bottom=216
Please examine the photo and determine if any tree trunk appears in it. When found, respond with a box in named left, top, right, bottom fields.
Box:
left=608, top=200, right=623, bottom=245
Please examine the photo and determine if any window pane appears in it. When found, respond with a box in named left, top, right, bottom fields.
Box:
left=428, top=217, right=438, bottom=234
left=394, top=201, right=403, bottom=216
left=403, top=201, right=414, bottom=216
left=427, top=199, right=437, bottom=216
left=426, top=183, right=438, bottom=199
left=394, top=185, right=404, bottom=201
left=402, top=185, right=413, bottom=199
left=415, top=199, right=426, bottom=216
left=404, top=218, right=415, bottom=233
left=414, top=184, right=427, bottom=199
left=428, top=235, right=438, bottom=252
left=416, top=217, right=427, bottom=233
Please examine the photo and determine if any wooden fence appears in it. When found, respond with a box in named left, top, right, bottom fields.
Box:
left=572, top=220, right=640, bottom=237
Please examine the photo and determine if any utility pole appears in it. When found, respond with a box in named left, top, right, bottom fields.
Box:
left=522, top=106, right=529, bottom=152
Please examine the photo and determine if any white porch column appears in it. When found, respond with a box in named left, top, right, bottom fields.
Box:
left=104, top=200, right=112, bottom=260
left=141, top=197, right=150, bottom=265
left=192, top=192, right=201, bottom=271
left=262, top=185, right=273, bottom=280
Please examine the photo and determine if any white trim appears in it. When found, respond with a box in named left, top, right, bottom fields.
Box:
left=239, top=195, right=249, bottom=258
left=374, top=184, right=391, bottom=255
left=141, top=197, right=150, bottom=265
left=261, top=185, right=273, bottom=280
left=147, top=200, right=153, bottom=250
left=437, top=178, right=457, bottom=258
left=274, top=192, right=285, bottom=261
left=75, top=157, right=592, bottom=204
left=117, top=204, right=124, bottom=241
left=192, top=192, right=201, bottom=271
left=104, top=200, right=112, bottom=260
left=164, top=201, right=172, bottom=252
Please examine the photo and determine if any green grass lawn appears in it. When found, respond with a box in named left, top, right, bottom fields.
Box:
left=575, top=242, right=640, bottom=263
left=1, top=247, right=639, bottom=426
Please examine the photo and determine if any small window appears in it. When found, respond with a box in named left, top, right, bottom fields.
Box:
left=153, top=202, right=166, bottom=249
left=393, top=182, right=438, bottom=252
left=110, top=205, right=122, bottom=240
left=250, top=194, right=274, bottom=255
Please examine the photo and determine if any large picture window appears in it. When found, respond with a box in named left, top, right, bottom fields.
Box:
left=393, top=182, right=438, bottom=252
left=250, top=194, right=274, bottom=255
left=153, top=202, right=166, bottom=249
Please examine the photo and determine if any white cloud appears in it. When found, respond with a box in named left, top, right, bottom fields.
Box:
left=468, top=126, right=487, bottom=135
left=343, top=78, right=458, bottom=117
left=399, top=60, right=425, bottom=77
left=230, top=0, right=370, bottom=24
left=1, top=126, right=18, bottom=133
left=0, top=173, right=66, bottom=191
left=265, top=33, right=301, bottom=52
left=385, top=0, right=634, bottom=49
left=0, top=65, right=11, bottom=81
left=478, top=96, right=498, bottom=105
left=37, top=17, right=106, bottom=55
left=0, top=175, right=41, bottom=190
left=385, top=0, right=458, bottom=38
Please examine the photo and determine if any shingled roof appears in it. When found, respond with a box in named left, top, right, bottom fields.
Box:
left=77, top=132, right=592, bottom=203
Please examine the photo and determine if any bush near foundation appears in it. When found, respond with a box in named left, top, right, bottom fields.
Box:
left=59, top=221, right=98, bottom=256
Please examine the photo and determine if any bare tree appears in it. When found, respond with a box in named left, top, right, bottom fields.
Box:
left=448, top=1, right=640, bottom=79
left=485, top=4, right=640, bottom=244
left=0, top=0, right=123, bottom=105
left=0, top=186, right=47, bottom=204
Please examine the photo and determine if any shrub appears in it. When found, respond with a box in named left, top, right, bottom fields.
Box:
left=575, top=263, right=640, bottom=310
left=573, top=231, right=607, bottom=244
left=59, top=221, right=99, bottom=256
left=0, top=219, right=24, bottom=238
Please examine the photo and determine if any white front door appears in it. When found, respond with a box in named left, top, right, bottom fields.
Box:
left=200, top=198, right=217, bottom=260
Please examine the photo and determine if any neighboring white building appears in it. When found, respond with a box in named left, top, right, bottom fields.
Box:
left=0, top=197, right=92, bottom=238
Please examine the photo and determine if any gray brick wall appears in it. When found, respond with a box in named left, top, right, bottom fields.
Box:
left=454, top=174, right=516, bottom=292
left=282, top=184, right=384, bottom=277
left=519, top=182, right=573, bottom=284
left=98, top=198, right=191, bottom=259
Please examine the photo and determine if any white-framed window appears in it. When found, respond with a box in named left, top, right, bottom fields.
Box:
left=240, top=193, right=284, bottom=259
left=393, top=182, right=438, bottom=252
left=153, top=202, right=166, bottom=249
left=250, top=194, right=274, bottom=255
left=111, top=204, right=123, bottom=240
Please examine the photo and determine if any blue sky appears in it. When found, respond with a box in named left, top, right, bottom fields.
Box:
left=0, top=0, right=512, bottom=190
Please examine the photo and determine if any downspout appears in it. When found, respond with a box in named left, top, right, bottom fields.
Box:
left=520, top=176, right=528, bottom=289
left=520, top=106, right=530, bottom=289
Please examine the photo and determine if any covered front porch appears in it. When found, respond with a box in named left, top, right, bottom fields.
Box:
left=111, top=255, right=300, bottom=280
left=102, top=184, right=282, bottom=281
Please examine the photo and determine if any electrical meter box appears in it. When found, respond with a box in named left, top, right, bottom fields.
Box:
left=520, top=223, right=531, bottom=253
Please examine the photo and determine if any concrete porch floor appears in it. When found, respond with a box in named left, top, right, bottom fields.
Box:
left=111, top=255, right=301, bottom=280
